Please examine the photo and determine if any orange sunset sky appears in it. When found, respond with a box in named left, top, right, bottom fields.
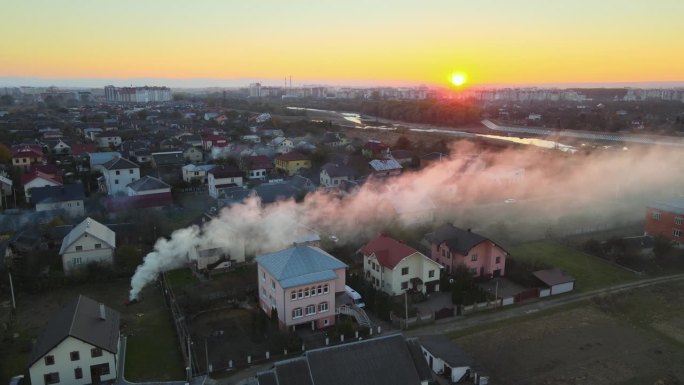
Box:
left=1, top=0, right=683, bottom=87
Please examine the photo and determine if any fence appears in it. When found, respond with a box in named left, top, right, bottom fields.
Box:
left=462, top=299, right=502, bottom=315
left=390, top=311, right=435, bottom=329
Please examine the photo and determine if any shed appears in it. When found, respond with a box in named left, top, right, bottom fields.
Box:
left=533, top=268, right=575, bottom=295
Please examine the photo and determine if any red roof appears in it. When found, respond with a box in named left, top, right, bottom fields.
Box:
left=29, top=164, right=63, bottom=176
left=276, top=152, right=309, bottom=162
left=71, top=143, right=98, bottom=156
left=202, top=134, right=227, bottom=142
left=21, top=171, right=63, bottom=186
left=360, top=234, right=419, bottom=269
left=12, top=148, right=43, bottom=159
left=243, top=155, right=273, bottom=170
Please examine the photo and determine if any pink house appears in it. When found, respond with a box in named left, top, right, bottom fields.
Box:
left=256, top=245, right=347, bottom=330
left=425, top=224, right=507, bottom=278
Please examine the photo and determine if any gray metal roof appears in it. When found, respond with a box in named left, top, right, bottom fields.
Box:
left=274, top=357, right=314, bottom=385
left=418, top=334, right=474, bottom=368
left=425, top=224, right=496, bottom=255
left=369, top=159, right=402, bottom=171
left=321, top=163, right=356, bottom=178
left=102, top=156, right=139, bottom=170
left=648, top=198, right=684, bottom=216
left=256, top=245, right=346, bottom=289
left=533, top=268, right=575, bottom=286
left=31, top=183, right=85, bottom=204
left=59, top=217, right=116, bottom=255
left=127, top=175, right=170, bottom=192
left=29, top=295, right=120, bottom=367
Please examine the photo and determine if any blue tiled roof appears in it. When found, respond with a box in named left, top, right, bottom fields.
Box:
left=256, top=245, right=347, bottom=289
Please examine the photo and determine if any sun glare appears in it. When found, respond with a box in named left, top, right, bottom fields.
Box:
left=451, top=73, right=466, bottom=87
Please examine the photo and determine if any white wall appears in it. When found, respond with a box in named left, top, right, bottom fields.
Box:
left=62, top=234, right=114, bottom=274
left=104, top=168, right=139, bottom=196
left=29, top=336, right=118, bottom=385
left=421, top=346, right=470, bottom=383
left=36, top=200, right=85, bottom=217
left=24, top=178, right=60, bottom=202
left=551, top=282, right=574, bottom=295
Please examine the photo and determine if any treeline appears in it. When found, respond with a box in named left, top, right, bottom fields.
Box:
left=358, top=99, right=482, bottom=127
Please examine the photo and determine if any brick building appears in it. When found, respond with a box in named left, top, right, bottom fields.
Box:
left=644, top=199, right=684, bottom=244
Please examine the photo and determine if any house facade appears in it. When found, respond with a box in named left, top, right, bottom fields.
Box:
left=95, top=134, right=122, bottom=148
left=100, top=157, right=140, bottom=196
left=12, top=147, right=44, bottom=172
left=31, top=184, right=86, bottom=217
left=208, top=166, right=244, bottom=198
left=183, top=146, right=203, bottom=164
left=275, top=152, right=311, bottom=176
left=270, top=137, right=294, bottom=154
left=22, top=172, right=63, bottom=203
left=59, top=217, right=116, bottom=275
left=240, top=155, right=273, bottom=180
left=182, top=164, right=215, bottom=184
left=320, top=163, right=356, bottom=188
left=369, top=159, right=402, bottom=178
left=28, top=295, right=120, bottom=385
left=645, top=199, right=684, bottom=244
left=425, top=224, right=507, bottom=278
left=256, top=245, right=347, bottom=330
left=361, top=234, right=442, bottom=295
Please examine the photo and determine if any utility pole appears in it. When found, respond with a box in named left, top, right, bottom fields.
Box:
left=205, top=338, right=210, bottom=373
left=8, top=272, right=16, bottom=310
left=186, top=336, right=192, bottom=379
left=404, top=290, right=408, bottom=330
left=494, top=278, right=499, bottom=308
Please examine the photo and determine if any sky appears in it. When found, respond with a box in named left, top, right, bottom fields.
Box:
left=1, top=0, right=684, bottom=88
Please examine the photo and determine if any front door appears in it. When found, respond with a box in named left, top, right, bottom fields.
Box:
left=90, top=363, right=110, bottom=385
left=429, top=355, right=433, bottom=370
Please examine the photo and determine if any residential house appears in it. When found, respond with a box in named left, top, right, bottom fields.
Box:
left=240, top=155, right=273, bottom=180
left=202, top=134, right=228, bottom=151
left=124, top=176, right=173, bottom=207
left=100, top=157, right=140, bottom=196
left=425, top=224, right=507, bottom=278
left=387, top=149, right=413, bottom=166
left=70, top=144, right=97, bottom=159
left=362, top=139, right=388, bottom=158
left=31, top=184, right=86, bottom=217
left=419, top=152, right=447, bottom=168
left=361, top=234, right=442, bottom=295
left=269, top=137, right=294, bottom=154
left=320, top=132, right=346, bottom=148
left=419, top=335, right=488, bottom=384
left=645, top=198, right=684, bottom=244
left=95, top=133, right=122, bottom=148
left=0, top=173, right=12, bottom=199
left=83, top=127, right=103, bottom=140
left=254, top=182, right=298, bottom=204
left=150, top=151, right=184, bottom=169
left=49, top=139, right=71, bottom=155
left=182, top=145, right=203, bottom=164
left=255, top=334, right=433, bottom=385
left=28, top=295, right=120, bottom=385
left=275, top=152, right=311, bottom=176
left=208, top=166, right=244, bottom=199
left=369, top=159, right=402, bottom=178
left=58, top=217, right=116, bottom=274
left=179, top=133, right=202, bottom=148
left=182, top=164, right=215, bottom=184
left=131, top=149, right=151, bottom=164
left=533, top=268, right=576, bottom=296
left=88, top=152, right=122, bottom=173
left=22, top=171, right=63, bottom=203
left=256, top=244, right=347, bottom=330
left=12, top=147, right=44, bottom=172
left=241, top=134, right=261, bottom=144
left=320, top=163, right=357, bottom=188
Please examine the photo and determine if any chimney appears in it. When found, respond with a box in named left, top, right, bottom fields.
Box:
left=467, top=228, right=472, bottom=233
left=99, top=304, right=106, bottom=320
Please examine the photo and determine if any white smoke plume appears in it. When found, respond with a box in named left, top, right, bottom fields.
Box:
left=129, top=141, right=684, bottom=299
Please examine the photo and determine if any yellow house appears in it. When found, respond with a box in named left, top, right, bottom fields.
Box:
left=275, top=152, right=311, bottom=176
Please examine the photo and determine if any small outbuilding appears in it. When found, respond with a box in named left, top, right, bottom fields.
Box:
left=533, top=268, right=575, bottom=296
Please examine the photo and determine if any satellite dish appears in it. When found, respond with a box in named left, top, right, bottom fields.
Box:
left=449, top=278, right=454, bottom=284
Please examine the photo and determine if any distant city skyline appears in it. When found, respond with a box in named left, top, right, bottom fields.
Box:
left=2, top=0, right=684, bottom=87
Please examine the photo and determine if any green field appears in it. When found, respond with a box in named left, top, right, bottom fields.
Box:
left=124, top=301, right=185, bottom=381
left=509, top=241, right=637, bottom=292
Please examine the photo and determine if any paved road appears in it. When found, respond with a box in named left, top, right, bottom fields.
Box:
left=406, top=273, right=684, bottom=337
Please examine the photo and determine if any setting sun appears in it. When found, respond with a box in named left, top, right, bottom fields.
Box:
left=451, top=73, right=466, bottom=87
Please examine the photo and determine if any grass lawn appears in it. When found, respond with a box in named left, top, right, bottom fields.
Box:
left=509, top=241, right=637, bottom=292
left=0, top=327, right=37, bottom=385
left=124, top=289, right=185, bottom=381
left=165, top=268, right=198, bottom=291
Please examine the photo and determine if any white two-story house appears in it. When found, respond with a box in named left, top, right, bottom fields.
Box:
left=59, top=217, right=116, bottom=275
left=29, top=295, right=120, bottom=385
left=100, top=157, right=140, bottom=196
left=256, top=245, right=347, bottom=330
left=361, top=234, right=442, bottom=295
left=208, top=166, right=244, bottom=199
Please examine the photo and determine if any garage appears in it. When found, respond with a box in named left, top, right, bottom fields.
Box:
left=533, top=268, right=576, bottom=295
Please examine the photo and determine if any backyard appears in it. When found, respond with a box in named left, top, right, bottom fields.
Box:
left=509, top=241, right=637, bottom=292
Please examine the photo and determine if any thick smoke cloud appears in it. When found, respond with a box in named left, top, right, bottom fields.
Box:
left=129, top=141, right=684, bottom=299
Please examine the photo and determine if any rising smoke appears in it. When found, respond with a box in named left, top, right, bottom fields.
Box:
left=128, top=141, right=684, bottom=299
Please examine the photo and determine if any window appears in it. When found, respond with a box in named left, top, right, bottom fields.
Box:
left=75, top=245, right=83, bottom=251
left=401, top=281, right=408, bottom=290
left=115, top=170, right=120, bottom=175
left=74, top=368, right=82, bottom=379
left=271, top=279, right=275, bottom=290
left=129, top=169, right=134, bottom=174
left=367, top=259, right=371, bottom=265
left=323, top=319, right=329, bottom=326
left=674, top=229, right=682, bottom=238
left=471, top=254, right=478, bottom=262
left=114, top=179, right=118, bottom=184
left=261, top=271, right=265, bottom=281
left=45, top=355, right=55, bottom=365
left=70, top=351, right=80, bottom=361
left=401, top=267, right=409, bottom=275
left=91, top=347, right=102, bottom=358
left=292, top=308, right=303, bottom=318
left=306, top=304, right=316, bottom=315
left=318, top=302, right=329, bottom=313
left=496, top=256, right=501, bottom=264
left=428, top=270, right=435, bottom=278
left=653, top=212, right=661, bottom=220
left=298, top=290, right=303, bottom=299
left=441, top=248, right=446, bottom=257
left=323, top=284, right=329, bottom=294
left=73, top=257, right=82, bottom=265
left=304, top=288, right=310, bottom=297
left=94, top=243, right=101, bottom=249
left=97, top=363, right=110, bottom=375
left=291, top=291, right=297, bottom=300
left=676, top=217, right=683, bottom=225
left=44, top=373, right=59, bottom=385
left=317, top=285, right=322, bottom=294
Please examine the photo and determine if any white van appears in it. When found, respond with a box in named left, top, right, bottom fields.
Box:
left=345, top=285, right=365, bottom=308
